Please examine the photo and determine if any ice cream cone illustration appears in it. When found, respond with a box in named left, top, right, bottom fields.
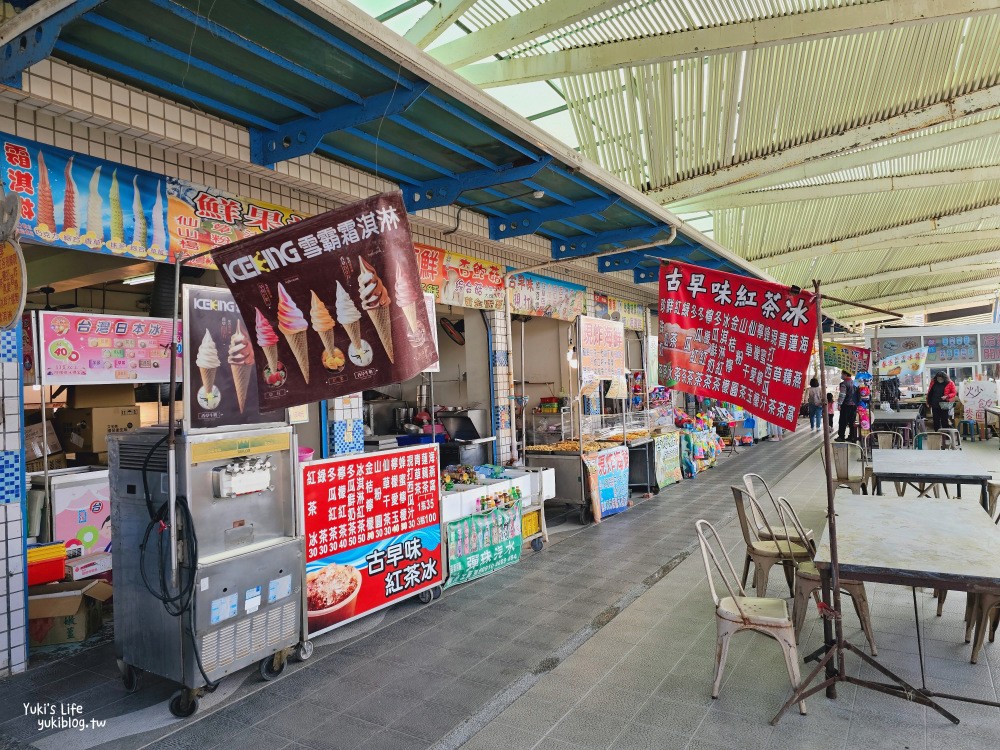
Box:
left=151, top=180, right=166, bottom=259
left=255, top=307, right=283, bottom=386
left=228, top=320, right=255, bottom=413
left=336, top=280, right=372, bottom=367
left=36, top=151, right=55, bottom=232
left=131, top=175, right=147, bottom=251
left=109, top=169, right=125, bottom=251
left=195, top=329, right=221, bottom=409
left=310, top=290, right=345, bottom=373
left=86, top=166, right=104, bottom=243
left=393, top=260, right=424, bottom=344
left=277, top=283, right=310, bottom=384
left=358, top=258, right=394, bottom=363
left=62, top=157, right=79, bottom=237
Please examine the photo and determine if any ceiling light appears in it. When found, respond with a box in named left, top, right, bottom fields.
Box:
left=123, top=273, right=155, bottom=286
left=532, top=190, right=545, bottom=199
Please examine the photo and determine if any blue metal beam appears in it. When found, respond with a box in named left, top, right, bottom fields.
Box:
left=634, top=267, right=660, bottom=284
left=389, top=115, right=499, bottom=169
left=0, top=0, right=104, bottom=88
left=250, top=83, right=428, bottom=165
left=424, top=93, right=537, bottom=162
left=490, top=196, right=619, bottom=240
left=598, top=244, right=699, bottom=272
left=55, top=41, right=279, bottom=129
left=148, top=0, right=362, bottom=103
left=551, top=225, right=672, bottom=258
left=401, top=157, right=553, bottom=212
left=317, top=144, right=416, bottom=186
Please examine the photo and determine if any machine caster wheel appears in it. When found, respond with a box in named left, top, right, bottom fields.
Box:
left=121, top=664, right=141, bottom=694
left=431, top=585, right=443, bottom=600
left=168, top=690, right=198, bottom=718
left=531, top=538, right=544, bottom=552
left=417, top=589, right=433, bottom=604
left=259, top=655, right=286, bottom=681
left=295, top=641, right=314, bottom=662
left=203, top=682, right=219, bottom=694
left=577, top=508, right=588, bottom=525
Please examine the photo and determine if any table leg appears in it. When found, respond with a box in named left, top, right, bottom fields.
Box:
left=981, top=481, right=990, bottom=513
left=821, top=567, right=837, bottom=699
left=912, top=587, right=929, bottom=691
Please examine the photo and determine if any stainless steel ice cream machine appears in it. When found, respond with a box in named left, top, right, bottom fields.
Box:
left=109, top=426, right=308, bottom=717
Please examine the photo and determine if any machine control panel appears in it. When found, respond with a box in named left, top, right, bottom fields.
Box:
left=212, top=456, right=273, bottom=498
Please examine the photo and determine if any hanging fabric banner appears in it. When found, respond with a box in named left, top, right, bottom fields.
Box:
left=593, top=291, right=646, bottom=331
left=822, top=342, right=870, bottom=373
left=210, top=192, right=438, bottom=411
left=657, top=261, right=817, bottom=431
left=876, top=347, right=928, bottom=376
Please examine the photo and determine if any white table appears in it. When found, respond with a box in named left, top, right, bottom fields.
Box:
left=870, top=449, right=991, bottom=510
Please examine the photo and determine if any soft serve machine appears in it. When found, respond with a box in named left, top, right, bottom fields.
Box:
left=110, top=284, right=308, bottom=718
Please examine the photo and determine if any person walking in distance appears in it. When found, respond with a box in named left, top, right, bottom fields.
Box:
left=837, top=370, right=859, bottom=442
left=926, top=371, right=957, bottom=430
left=806, top=377, right=823, bottom=431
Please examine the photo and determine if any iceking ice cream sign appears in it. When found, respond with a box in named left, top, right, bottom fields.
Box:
left=209, top=192, right=439, bottom=410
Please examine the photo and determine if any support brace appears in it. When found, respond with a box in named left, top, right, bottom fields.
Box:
left=250, top=83, right=429, bottom=166
left=0, top=0, right=104, bottom=88
left=489, top=196, right=619, bottom=240
left=402, top=157, right=552, bottom=212
left=551, top=225, right=671, bottom=259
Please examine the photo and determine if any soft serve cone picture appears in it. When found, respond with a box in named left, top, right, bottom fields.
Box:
left=393, top=259, right=424, bottom=345
left=358, top=258, right=394, bottom=363
left=255, top=307, right=285, bottom=387
left=228, top=320, right=255, bottom=413
left=336, top=280, right=372, bottom=367
left=195, top=329, right=221, bottom=409
left=277, top=283, right=311, bottom=384
left=310, top=290, right=345, bottom=373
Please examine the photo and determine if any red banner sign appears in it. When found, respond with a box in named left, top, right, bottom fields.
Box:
left=657, top=261, right=816, bottom=431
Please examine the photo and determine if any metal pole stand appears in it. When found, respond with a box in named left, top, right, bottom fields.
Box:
left=771, top=280, right=959, bottom=727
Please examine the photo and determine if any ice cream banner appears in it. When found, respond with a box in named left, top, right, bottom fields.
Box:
left=876, top=347, right=928, bottom=376
left=508, top=272, right=587, bottom=321
left=182, top=285, right=284, bottom=431
left=301, top=445, right=443, bottom=637
left=38, top=311, right=182, bottom=386
left=593, top=292, right=646, bottom=331
left=0, top=132, right=305, bottom=267
left=414, top=243, right=505, bottom=310
left=210, top=192, right=438, bottom=411
left=822, top=342, right=870, bottom=373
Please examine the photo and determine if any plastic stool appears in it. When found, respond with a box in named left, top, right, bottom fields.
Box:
left=940, top=428, right=962, bottom=450
left=959, top=420, right=978, bottom=442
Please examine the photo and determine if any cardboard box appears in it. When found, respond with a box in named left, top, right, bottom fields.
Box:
left=25, top=452, right=68, bottom=473
left=27, top=580, right=112, bottom=646
left=54, top=406, right=140, bottom=453
left=23, top=421, right=62, bottom=460
left=65, top=552, right=113, bottom=581
left=67, top=384, right=136, bottom=409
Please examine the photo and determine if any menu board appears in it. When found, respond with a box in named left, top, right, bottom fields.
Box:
left=579, top=315, right=625, bottom=383
left=925, top=334, right=979, bottom=364
left=414, top=243, right=505, bottom=310
left=872, top=335, right=921, bottom=360
left=38, top=311, right=182, bottom=385
left=960, top=380, right=998, bottom=422
left=981, top=332, right=1000, bottom=363
left=301, top=445, right=443, bottom=637
left=654, top=433, right=682, bottom=489
left=583, top=445, right=630, bottom=521
left=593, top=292, right=646, bottom=331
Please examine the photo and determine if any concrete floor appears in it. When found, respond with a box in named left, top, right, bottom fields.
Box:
left=3, top=428, right=999, bottom=750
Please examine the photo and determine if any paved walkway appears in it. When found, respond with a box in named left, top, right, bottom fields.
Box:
left=0, top=430, right=819, bottom=750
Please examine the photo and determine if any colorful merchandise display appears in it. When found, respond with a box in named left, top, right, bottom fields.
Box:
left=681, top=428, right=724, bottom=477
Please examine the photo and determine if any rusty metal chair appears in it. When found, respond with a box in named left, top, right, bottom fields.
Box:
left=732, top=486, right=811, bottom=598
left=742, top=473, right=814, bottom=549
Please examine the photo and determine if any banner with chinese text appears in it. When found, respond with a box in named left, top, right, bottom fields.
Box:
left=578, top=315, right=625, bottom=384
left=657, top=261, right=816, bottom=431
left=38, top=311, right=182, bottom=385
left=583, top=445, right=629, bottom=521
left=960, top=380, right=998, bottom=422
left=822, top=342, right=870, bottom=373
left=982, top=333, right=1000, bottom=363
left=653, top=432, right=681, bottom=489
left=21, top=310, right=35, bottom=385
left=508, top=272, right=587, bottom=321
left=413, top=243, right=505, bottom=309
left=444, top=504, right=522, bottom=588
left=926, top=334, right=979, bottom=364
left=210, top=192, right=438, bottom=411
left=876, top=347, right=928, bottom=376
left=301, top=445, right=443, bottom=637
left=182, top=285, right=283, bottom=431
left=593, top=292, right=646, bottom=331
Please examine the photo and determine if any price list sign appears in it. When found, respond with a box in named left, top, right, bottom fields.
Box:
left=301, top=445, right=443, bottom=637
left=658, top=261, right=817, bottom=431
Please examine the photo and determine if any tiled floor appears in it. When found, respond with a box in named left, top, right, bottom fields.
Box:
left=4, top=429, right=998, bottom=750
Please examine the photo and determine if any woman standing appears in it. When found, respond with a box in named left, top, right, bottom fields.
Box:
left=926, top=371, right=957, bottom=430
left=806, top=377, right=823, bottom=431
